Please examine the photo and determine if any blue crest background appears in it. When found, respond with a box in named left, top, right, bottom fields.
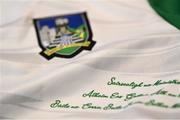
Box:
left=36, top=13, right=84, bottom=29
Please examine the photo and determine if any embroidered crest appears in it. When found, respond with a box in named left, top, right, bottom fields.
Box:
left=33, top=12, right=96, bottom=60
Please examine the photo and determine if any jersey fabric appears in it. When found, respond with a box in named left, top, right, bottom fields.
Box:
left=0, top=0, right=180, bottom=119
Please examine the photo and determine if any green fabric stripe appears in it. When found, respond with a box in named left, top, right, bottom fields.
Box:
left=148, top=0, right=180, bottom=29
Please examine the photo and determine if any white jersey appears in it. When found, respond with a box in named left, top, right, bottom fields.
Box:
left=0, top=0, right=180, bottom=119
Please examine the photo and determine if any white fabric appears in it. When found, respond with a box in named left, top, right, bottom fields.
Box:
left=0, top=0, right=180, bottom=119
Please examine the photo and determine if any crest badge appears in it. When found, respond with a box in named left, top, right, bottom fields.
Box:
left=33, top=12, right=96, bottom=60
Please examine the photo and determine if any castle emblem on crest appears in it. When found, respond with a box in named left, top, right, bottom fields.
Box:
left=33, top=12, right=96, bottom=60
